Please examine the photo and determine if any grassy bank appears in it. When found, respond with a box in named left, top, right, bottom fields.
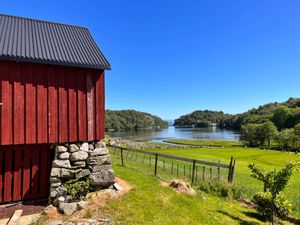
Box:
left=103, top=163, right=292, bottom=224
left=152, top=147, right=300, bottom=217
left=164, top=139, right=243, bottom=147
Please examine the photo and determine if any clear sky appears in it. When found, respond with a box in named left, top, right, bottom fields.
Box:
left=1, top=0, right=300, bottom=120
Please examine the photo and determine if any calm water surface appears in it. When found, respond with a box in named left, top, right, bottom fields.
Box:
left=107, top=126, right=240, bottom=142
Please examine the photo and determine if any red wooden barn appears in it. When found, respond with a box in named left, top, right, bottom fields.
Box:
left=0, top=14, right=111, bottom=204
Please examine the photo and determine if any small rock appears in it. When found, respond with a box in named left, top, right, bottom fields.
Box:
left=77, top=201, right=89, bottom=210
left=56, top=145, right=68, bottom=153
left=89, top=148, right=108, bottom=157
left=52, top=160, right=71, bottom=168
left=69, top=144, right=79, bottom=153
left=50, top=187, right=67, bottom=198
left=58, top=152, right=70, bottom=160
left=70, top=151, right=89, bottom=161
left=113, top=183, right=122, bottom=191
left=76, top=169, right=90, bottom=179
left=80, top=142, right=89, bottom=152
left=50, top=177, right=61, bottom=183
left=58, top=196, right=65, bottom=202
left=51, top=182, right=62, bottom=188
left=89, top=144, right=94, bottom=150
left=59, top=202, right=78, bottom=216
left=51, top=168, right=61, bottom=177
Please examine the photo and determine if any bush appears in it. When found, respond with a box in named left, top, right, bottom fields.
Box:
left=198, top=181, right=245, bottom=200
left=64, top=179, right=90, bottom=200
left=253, top=192, right=293, bottom=220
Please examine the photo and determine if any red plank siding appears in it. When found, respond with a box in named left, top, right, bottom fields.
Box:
left=96, top=71, right=105, bottom=140
left=36, top=65, right=48, bottom=143
left=23, top=145, right=31, bottom=199
left=78, top=71, right=87, bottom=141
left=0, top=149, right=3, bottom=202
left=39, top=145, right=48, bottom=198
left=1, top=62, right=13, bottom=144
left=48, top=67, right=58, bottom=143
left=13, top=146, right=22, bottom=201
left=0, top=61, right=105, bottom=145
left=58, top=67, right=69, bottom=143
left=24, top=64, right=37, bottom=144
left=31, top=145, right=40, bottom=196
left=87, top=73, right=95, bottom=140
left=68, top=70, right=78, bottom=142
left=13, top=64, right=25, bottom=144
left=4, top=149, right=12, bottom=202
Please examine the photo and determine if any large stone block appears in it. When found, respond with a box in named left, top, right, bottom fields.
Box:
left=58, top=152, right=70, bottom=160
left=71, top=160, right=86, bottom=167
left=69, top=144, right=79, bottom=153
left=70, top=151, right=89, bottom=161
left=89, top=169, right=115, bottom=187
left=76, top=169, right=90, bottom=179
left=80, top=142, right=89, bottom=152
left=89, top=148, right=108, bottom=157
left=90, top=164, right=112, bottom=173
left=51, top=168, right=61, bottom=177
left=56, top=145, right=67, bottom=153
left=61, top=168, right=75, bottom=179
left=59, top=202, right=78, bottom=216
left=95, top=141, right=106, bottom=149
left=87, top=155, right=111, bottom=166
left=52, top=160, right=71, bottom=168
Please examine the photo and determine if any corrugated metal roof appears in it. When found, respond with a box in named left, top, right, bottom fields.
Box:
left=0, top=14, right=111, bottom=70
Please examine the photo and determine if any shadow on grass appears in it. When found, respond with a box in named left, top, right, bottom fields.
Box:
left=217, top=210, right=261, bottom=225
left=242, top=211, right=266, bottom=222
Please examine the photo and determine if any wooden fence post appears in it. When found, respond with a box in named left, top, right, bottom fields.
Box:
left=121, top=148, right=124, bottom=166
left=171, top=162, right=174, bottom=174
left=202, top=166, right=205, bottom=181
left=228, top=156, right=233, bottom=182
left=191, top=160, right=196, bottom=184
left=209, top=168, right=212, bottom=180
left=230, top=159, right=236, bottom=183
left=154, top=153, right=158, bottom=176
left=218, top=160, right=221, bottom=182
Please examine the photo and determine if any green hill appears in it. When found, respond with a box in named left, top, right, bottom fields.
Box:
left=105, top=109, right=168, bottom=131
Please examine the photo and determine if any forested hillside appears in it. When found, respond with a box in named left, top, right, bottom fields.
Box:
left=174, top=98, right=300, bottom=151
left=174, top=110, right=232, bottom=128
left=105, top=110, right=168, bottom=131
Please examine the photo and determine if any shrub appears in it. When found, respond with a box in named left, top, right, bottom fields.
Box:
left=253, top=192, right=293, bottom=220
left=64, top=179, right=90, bottom=200
left=248, top=161, right=299, bottom=224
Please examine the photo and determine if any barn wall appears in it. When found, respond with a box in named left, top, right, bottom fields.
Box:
left=0, top=60, right=105, bottom=145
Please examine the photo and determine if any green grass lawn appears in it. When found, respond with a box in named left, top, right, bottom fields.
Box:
left=104, top=163, right=292, bottom=225
left=164, top=139, right=244, bottom=147
left=151, top=147, right=300, bottom=217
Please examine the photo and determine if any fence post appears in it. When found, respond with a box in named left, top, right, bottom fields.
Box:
left=209, top=168, right=212, bottom=180
left=171, top=162, right=174, bottom=174
left=202, top=166, right=205, bottom=181
left=228, top=156, right=233, bottom=182
left=218, top=160, right=221, bottom=182
left=154, top=153, right=158, bottom=176
left=230, top=159, right=236, bottom=183
left=191, top=160, right=196, bottom=184
left=121, top=148, right=124, bottom=166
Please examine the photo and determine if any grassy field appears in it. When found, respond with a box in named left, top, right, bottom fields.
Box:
left=103, top=163, right=292, bottom=225
left=151, top=146, right=300, bottom=217
left=164, top=139, right=244, bottom=147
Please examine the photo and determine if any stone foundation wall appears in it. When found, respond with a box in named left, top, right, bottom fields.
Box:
left=49, top=141, right=115, bottom=206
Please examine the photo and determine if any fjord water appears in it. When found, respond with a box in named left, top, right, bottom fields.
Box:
left=107, top=126, right=240, bottom=142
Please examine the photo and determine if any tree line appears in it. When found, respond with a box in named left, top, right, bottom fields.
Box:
left=174, top=98, right=300, bottom=151
left=105, top=109, right=168, bottom=131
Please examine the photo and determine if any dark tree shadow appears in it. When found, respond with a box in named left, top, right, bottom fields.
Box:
left=217, top=210, right=261, bottom=225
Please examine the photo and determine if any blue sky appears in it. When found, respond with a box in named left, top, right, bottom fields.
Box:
left=1, top=1, right=300, bottom=120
